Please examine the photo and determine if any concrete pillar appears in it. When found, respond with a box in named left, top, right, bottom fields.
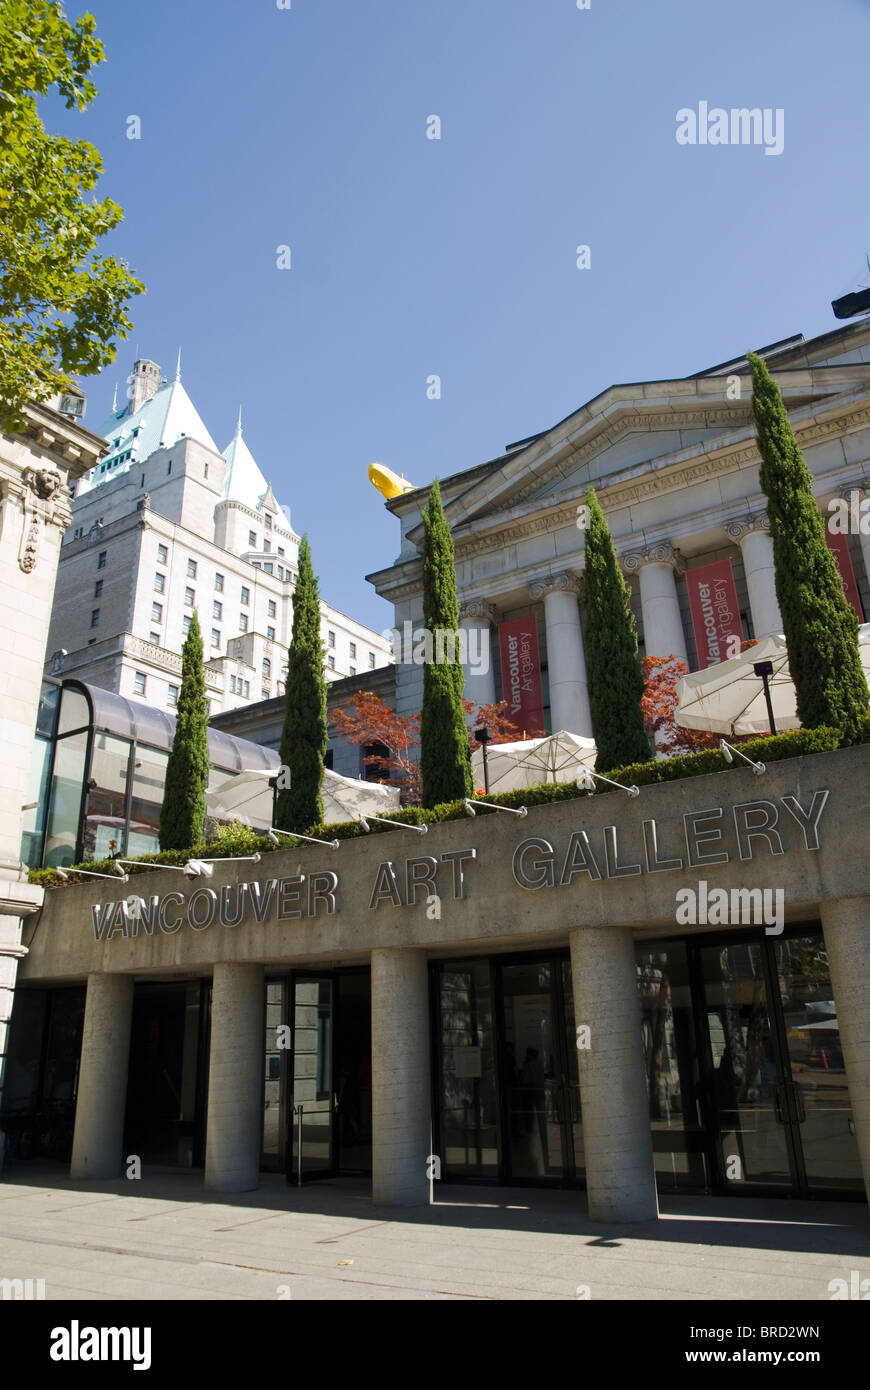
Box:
left=569, top=924, right=658, bottom=1222
left=70, top=973, right=134, bottom=1179
left=857, top=489, right=870, bottom=613
left=623, top=543, right=688, bottom=664
left=205, top=962, right=264, bottom=1193
left=0, top=888, right=40, bottom=1175
left=726, top=513, right=783, bottom=637
left=530, top=573, right=592, bottom=737
left=459, top=598, right=498, bottom=714
left=820, top=896, right=870, bottom=1206
left=371, top=948, right=430, bottom=1205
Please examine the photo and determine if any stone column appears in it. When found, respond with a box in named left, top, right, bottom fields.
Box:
left=459, top=598, right=498, bottom=714
left=569, top=924, right=658, bottom=1222
left=0, top=405, right=99, bottom=1173
left=726, top=512, right=783, bottom=637
left=530, top=573, right=592, bottom=737
left=856, top=489, right=870, bottom=613
left=819, top=896, right=870, bottom=1206
left=205, top=962, right=264, bottom=1193
left=371, top=948, right=430, bottom=1205
left=622, top=543, right=688, bottom=664
left=70, top=973, right=134, bottom=1179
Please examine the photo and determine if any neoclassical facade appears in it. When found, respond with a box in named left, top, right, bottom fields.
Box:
left=369, top=321, right=870, bottom=736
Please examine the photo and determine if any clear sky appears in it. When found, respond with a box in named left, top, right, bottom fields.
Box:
left=55, top=0, right=870, bottom=632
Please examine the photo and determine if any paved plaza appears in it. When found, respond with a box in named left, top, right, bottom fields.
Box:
left=1, top=1163, right=868, bottom=1301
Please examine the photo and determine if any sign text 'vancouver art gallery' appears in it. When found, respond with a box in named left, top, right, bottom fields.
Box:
left=87, top=787, right=830, bottom=941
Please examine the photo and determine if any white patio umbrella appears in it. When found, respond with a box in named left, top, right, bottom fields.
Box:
left=205, top=766, right=400, bottom=829
left=471, top=730, right=598, bottom=793
left=675, top=626, right=870, bottom=736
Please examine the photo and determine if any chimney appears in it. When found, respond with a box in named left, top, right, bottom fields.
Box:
left=125, top=359, right=162, bottom=416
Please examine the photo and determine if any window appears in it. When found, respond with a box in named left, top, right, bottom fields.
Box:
left=327, top=655, right=335, bottom=670
left=349, top=667, right=356, bottom=677
left=215, top=573, right=224, bottom=592
left=150, top=631, right=160, bottom=645
left=263, top=659, right=271, bottom=679
left=262, top=688, right=271, bottom=700
left=239, top=615, right=248, bottom=632
left=349, top=642, right=357, bottom=659
left=97, top=551, right=107, bottom=570
left=211, top=628, right=221, bottom=648
left=183, top=615, right=191, bottom=637
left=267, top=600, right=276, bottom=618
left=244, top=681, right=250, bottom=698
left=90, top=609, right=100, bottom=628
left=94, top=580, right=103, bottom=598
left=266, top=625, right=275, bottom=642
left=248, top=530, right=257, bottom=547
left=154, top=573, right=165, bottom=593
left=185, top=587, right=195, bottom=607
left=213, top=600, right=222, bottom=620
left=327, top=631, right=335, bottom=648
left=265, top=513, right=272, bottom=529
left=368, top=652, right=375, bottom=668
left=133, top=672, right=146, bottom=695
left=187, top=559, right=197, bottom=578
left=157, top=543, right=168, bottom=564
left=264, top=563, right=273, bottom=575
left=278, top=547, right=285, bottom=557
left=167, top=684, right=179, bottom=707
left=230, top=675, right=236, bottom=694
left=241, top=587, right=250, bottom=605
left=151, top=601, right=163, bottom=623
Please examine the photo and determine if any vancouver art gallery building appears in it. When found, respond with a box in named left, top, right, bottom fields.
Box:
left=3, top=321, right=870, bottom=1219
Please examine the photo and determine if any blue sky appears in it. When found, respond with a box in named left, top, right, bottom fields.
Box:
left=57, top=0, right=870, bottom=630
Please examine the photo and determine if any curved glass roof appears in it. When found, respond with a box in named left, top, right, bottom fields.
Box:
left=61, top=680, right=280, bottom=774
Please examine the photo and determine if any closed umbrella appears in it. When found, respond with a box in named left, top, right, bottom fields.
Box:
left=675, top=626, right=870, bottom=736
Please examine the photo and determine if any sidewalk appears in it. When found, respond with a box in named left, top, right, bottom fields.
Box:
left=1, top=1163, right=868, bottom=1300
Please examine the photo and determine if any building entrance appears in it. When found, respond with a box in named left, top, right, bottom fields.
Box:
left=695, top=930, right=862, bottom=1197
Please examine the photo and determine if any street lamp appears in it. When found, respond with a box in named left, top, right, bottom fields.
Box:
left=753, top=659, right=777, bottom=735
left=474, top=726, right=491, bottom=794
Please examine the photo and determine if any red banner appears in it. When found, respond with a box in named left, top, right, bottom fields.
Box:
left=686, top=559, right=743, bottom=669
left=825, top=531, right=865, bottom=620
left=498, top=616, right=545, bottom=736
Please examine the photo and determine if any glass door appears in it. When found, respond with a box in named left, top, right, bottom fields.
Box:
left=774, top=935, right=863, bottom=1194
left=497, top=958, right=581, bottom=1183
left=696, top=940, right=795, bottom=1190
left=287, top=975, right=336, bottom=1183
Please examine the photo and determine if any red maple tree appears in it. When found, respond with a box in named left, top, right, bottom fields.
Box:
left=330, top=693, right=538, bottom=804
left=641, top=644, right=758, bottom=756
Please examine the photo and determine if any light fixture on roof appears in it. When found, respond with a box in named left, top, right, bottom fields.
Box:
left=720, top=739, right=765, bottom=775
left=357, top=815, right=427, bottom=835
left=578, top=769, right=640, bottom=797
left=464, top=799, right=528, bottom=817
left=267, top=827, right=340, bottom=849
left=56, top=865, right=130, bottom=883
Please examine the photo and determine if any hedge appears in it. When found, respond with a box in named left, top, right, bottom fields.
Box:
left=28, top=722, right=866, bottom=889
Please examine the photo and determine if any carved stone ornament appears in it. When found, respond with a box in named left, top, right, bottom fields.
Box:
left=725, top=512, right=770, bottom=544
left=529, top=571, right=582, bottom=600
left=622, top=542, right=686, bottom=576
left=17, top=467, right=66, bottom=573
left=458, top=597, right=498, bottom=624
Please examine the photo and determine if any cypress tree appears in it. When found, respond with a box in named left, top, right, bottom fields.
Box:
left=159, top=609, right=209, bottom=851
left=749, top=352, right=868, bottom=737
left=276, top=534, right=327, bottom=832
left=582, top=487, right=653, bottom=769
left=420, top=481, right=474, bottom=807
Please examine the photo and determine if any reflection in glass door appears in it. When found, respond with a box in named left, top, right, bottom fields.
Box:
left=288, top=976, right=335, bottom=1182
left=498, top=959, right=582, bottom=1183
left=698, top=941, right=793, bottom=1188
left=776, top=936, right=863, bottom=1193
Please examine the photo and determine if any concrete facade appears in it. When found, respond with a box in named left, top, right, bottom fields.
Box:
left=0, top=395, right=102, bottom=1173
left=12, top=744, right=870, bottom=1219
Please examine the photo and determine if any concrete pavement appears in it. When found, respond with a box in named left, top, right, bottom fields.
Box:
left=1, top=1163, right=869, bottom=1301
